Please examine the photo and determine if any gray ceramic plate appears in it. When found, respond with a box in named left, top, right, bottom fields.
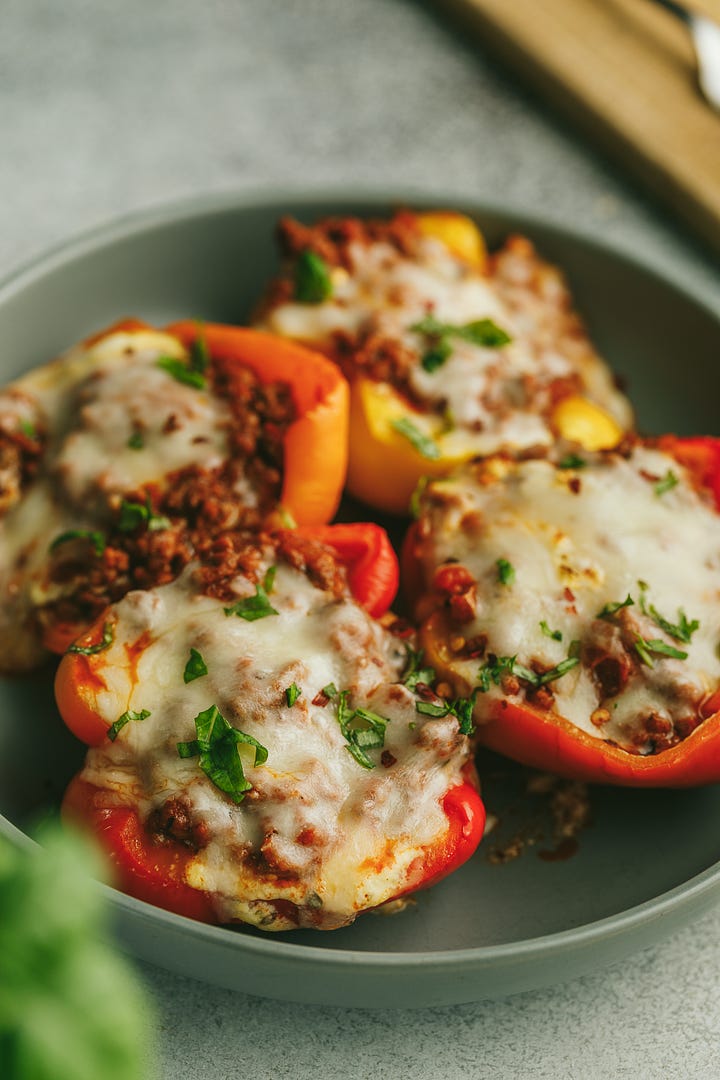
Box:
left=1, top=191, right=720, bottom=1009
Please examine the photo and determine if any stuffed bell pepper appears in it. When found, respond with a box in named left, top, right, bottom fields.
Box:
left=0, top=319, right=348, bottom=671
left=57, top=526, right=484, bottom=930
left=404, top=436, right=720, bottom=786
left=255, top=210, right=633, bottom=513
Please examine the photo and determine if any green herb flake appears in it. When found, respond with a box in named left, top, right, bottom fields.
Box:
left=536, top=656, right=581, bottom=686
left=540, top=620, right=562, bottom=642
left=634, top=636, right=688, bottom=667
left=455, top=318, right=512, bottom=348
left=558, top=454, right=587, bottom=470
left=637, top=582, right=699, bottom=644
left=496, top=557, right=515, bottom=586
left=477, top=651, right=579, bottom=692
left=321, top=682, right=338, bottom=700
left=421, top=338, right=453, bottom=374
left=414, top=692, right=477, bottom=735
left=334, top=690, right=390, bottom=770
left=183, top=648, right=208, bottom=684
left=176, top=704, right=268, bottom=803
left=117, top=497, right=171, bottom=534
left=401, top=645, right=436, bottom=691
left=294, top=250, right=333, bottom=303
left=108, top=708, right=150, bottom=742
left=67, top=621, right=115, bottom=656
left=156, top=355, right=207, bottom=390
left=596, top=594, right=634, bottom=620
left=285, top=683, right=302, bottom=708
left=411, top=314, right=512, bottom=350
left=189, top=329, right=210, bottom=374
left=409, top=475, right=430, bottom=519
left=18, top=418, right=36, bottom=439
left=50, top=529, right=106, bottom=558
left=127, top=431, right=144, bottom=450
left=224, top=567, right=279, bottom=621
left=391, top=417, right=441, bottom=460
left=654, top=470, right=679, bottom=497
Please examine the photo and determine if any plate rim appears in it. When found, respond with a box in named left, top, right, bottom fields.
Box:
left=2, top=185, right=720, bottom=983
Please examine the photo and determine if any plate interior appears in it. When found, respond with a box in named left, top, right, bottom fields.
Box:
left=1, top=195, right=720, bottom=967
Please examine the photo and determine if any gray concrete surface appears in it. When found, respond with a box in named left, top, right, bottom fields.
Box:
left=3, top=1, right=720, bottom=1077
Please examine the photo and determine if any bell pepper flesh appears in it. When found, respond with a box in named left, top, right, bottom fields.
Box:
left=166, top=320, right=349, bottom=526
left=294, top=522, right=399, bottom=618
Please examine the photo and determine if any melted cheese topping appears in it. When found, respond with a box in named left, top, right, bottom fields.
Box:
left=78, top=562, right=470, bottom=930
left=259, top=233, right=632, bottom=455
left=415, top=449, right=720, bottom=753
left=0, top=329, right=233, bottom=670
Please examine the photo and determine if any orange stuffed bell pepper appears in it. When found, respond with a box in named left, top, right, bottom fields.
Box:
left=57, top=526, right=484, bottom=929
left=255, top=210, right=632, bottom=514
left=0, top=317, right=349, bottom=670
left=405, top=437, right=720, bottom=787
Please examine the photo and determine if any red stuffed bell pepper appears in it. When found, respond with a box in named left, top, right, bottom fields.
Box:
left=406, top=436, right=720, bottom=787
left=0, top=318, right=349, bottom=671
left=57, top=526, right=484, bottom=928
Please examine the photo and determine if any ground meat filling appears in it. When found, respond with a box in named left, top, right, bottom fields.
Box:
left=0, top=395, right=46, bottom=514
left=260, top=215, right=628, bottom=437
left=36, top=350, right=296, bottom=637
left=195, top=530, right=347, bottom=605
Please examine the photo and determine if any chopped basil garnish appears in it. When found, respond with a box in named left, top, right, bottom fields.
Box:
left=558, top=454, right=587, bottom=470
left=654, top=470, right=678, bottom=496
left=294, top=250, right=333, bottom=303
left=117, top=498, right=171, bottom=533
left=67, top=621, right=114, bottom=656
left=176, top=704, right=268, bottom=803
left=50, top=529, right=106, bottom=558
left=409, top=475, right=430, bottom=519
left=224, top=567, right=278, bottom=621
left=401, top=645, right=436, bottom=691
left=414, top=692, right=476, bottom=736
left=189, top=330, right=210, bottom=375
left=127, top=431, right=144, bottom=450
left=156, top=355, right=207, bottom=390
left=496, top=558, right=515, bottom=586
left=285, top=683, right=301, bottom=707
left=335, top=690, right=390, bottom=769
left=634, top=636, right=688, bottom=668
left=321, top=682, right=338, bottom=699
left=638, top=582, right=699, bottom=644
left=596, top=595, right=634, bottom=620
left=477, top=651, right=579, bottom=692
left=536, top=656, right=581, bottom=685
left=411, top=315, right=512, bottom=365
left=108, top=708, right=150, bottom=742
left=391, top=417, right=441, bottom=460
left=183, top=648, right=208, bottom=684
left=18, top=418, right=36, bottom=439
left=420, top=338, right=453, bottom=374
left=540, top=620, right=562, bottom=641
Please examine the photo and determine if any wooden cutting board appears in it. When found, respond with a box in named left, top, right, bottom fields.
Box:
left=437, top=0, right=720, bottom=256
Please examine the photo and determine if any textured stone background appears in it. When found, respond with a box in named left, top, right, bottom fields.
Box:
left=3, top=1, right=720, bottom=1077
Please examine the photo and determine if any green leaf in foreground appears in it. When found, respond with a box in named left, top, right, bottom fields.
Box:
left=0, top=825, right=154, bottom=1080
